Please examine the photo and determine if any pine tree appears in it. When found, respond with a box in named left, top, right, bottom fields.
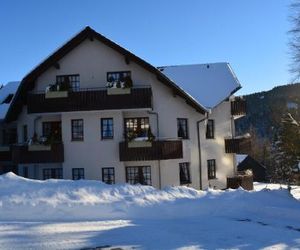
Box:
left=270, top=113, right=300, bottom=185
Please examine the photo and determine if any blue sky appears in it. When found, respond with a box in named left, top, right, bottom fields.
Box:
left=0, top=0, right=292, bottom=94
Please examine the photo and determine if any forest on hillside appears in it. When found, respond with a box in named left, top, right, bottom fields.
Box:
left=236, top=83, right=300, bottom=139
left=235, top=83, right=300, bottom=179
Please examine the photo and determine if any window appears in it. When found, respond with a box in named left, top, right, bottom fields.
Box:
left=206, top=119, right=215, bottom=139
left=43, top=121, right=62, bottom=141
left=23, top=166, right=28, bottom=178
left=23, top=125, right=28, bottom=143
left=177, top=118, right=189, bottom=139
left=102, top=167, right=115, bottom=184
left=72, top=168, right=85, bottom=180
left=101, top=118, right=114, bottom=139
left=43, top=168, right=63, bottom=180
left=2, top=128, right=17, bottom=145
left=126, top=166, right=151, bottom=185
left=107, top=71, right=131, bottom=82
left=56, top=74, right=80, bottom=91
left=179, top=162, right=191, bottom=184
left=207, top=159, right=216, bottom=179
left=124, top=117, right=149, bottom=139
left=71, top=119, right=84, bottom=141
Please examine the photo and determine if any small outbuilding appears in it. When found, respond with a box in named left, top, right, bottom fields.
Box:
left=237, top=155, right=267, bottom=182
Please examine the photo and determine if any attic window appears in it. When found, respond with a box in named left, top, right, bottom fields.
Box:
left=2, top=94, right=14, bottom=104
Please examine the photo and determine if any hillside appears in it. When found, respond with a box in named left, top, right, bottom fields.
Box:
left=236, top=83, right=300, bottom=139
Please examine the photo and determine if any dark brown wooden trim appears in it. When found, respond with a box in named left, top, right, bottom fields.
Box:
left=231, top=98, right=246, bottom=116
left=0, top=150, right=12, bottom=162
left=119, top=140, right=183, bottom=161
left=11, top=143, right=64, bottom=164
left=27, top=87, right=152, bottom=113
left=224, top=137, right=251, bottom=154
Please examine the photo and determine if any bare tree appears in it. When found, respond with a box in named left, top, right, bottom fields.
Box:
left=289, top=0, right=300, bottom=80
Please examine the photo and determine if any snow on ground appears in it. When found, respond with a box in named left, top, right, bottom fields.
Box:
left=0, top=173, right=299, bottom=250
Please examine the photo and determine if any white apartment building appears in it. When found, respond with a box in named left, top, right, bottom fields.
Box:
left=0, top=27, right=250, bottom=189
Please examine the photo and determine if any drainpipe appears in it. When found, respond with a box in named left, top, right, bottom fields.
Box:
left=147, top=110, right=161, bottom=189
left=197, top=112, right=209, bottom=190
left=230, top=104, right=237, bottom=174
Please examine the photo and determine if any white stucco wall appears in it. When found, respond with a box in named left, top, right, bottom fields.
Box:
left=200, top=101, right=235, bottom=189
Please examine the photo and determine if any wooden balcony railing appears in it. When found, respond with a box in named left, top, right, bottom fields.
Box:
left=11, top=143, right=64, bottom=164
left=119, top=140, right=183, bottom=161
left=0, top=147, right=12, bottom=162
left=27, top=87, right=152, bottom=114
left=224, top=137, right=251, bottom=154
left=231, top=98, right=246, bottom=116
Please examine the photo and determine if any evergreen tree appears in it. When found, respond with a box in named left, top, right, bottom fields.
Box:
left=269, top=113, right=300, bottom=185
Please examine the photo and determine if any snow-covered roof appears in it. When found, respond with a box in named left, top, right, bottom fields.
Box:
left=236, top=154, right=248, bottom=164
left=158, top=63, right=241, bottom=108
left=0, top=81, right=20, bottom=120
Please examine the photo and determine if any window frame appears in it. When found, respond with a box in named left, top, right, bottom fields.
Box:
left=23, top=166, right=28, bottom=178
left=207, top=159, right=216, bottom=179
left=126, top=166, right=151, bottom=185
left=177, top=118, right=189, bottom=139
left=43, top=168, right=63, bottom=180
left=124, top=117, right=150, bottom=139
left=206, top=119, right=215, bottom=139
left=179, top=162, right=191, bottom=184
left=102, top=167, right=115, bottom=184
left=101, top=118, right=114, bottom=140
left=56, top=74, right=80, bottom=92
left=72, top=168, right=85, bottom=180
left=107, top=71, right=131, bottom=82
left=23, top=125, right=28, bottom=143
left=71, top=119, right=84, bottom=141
left=42, top=121, right=62, bottom=141
left=2, top=128, right=17, bottom=146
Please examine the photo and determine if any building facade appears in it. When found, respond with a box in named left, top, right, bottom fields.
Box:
left=0, top=27, right=250, bottom=189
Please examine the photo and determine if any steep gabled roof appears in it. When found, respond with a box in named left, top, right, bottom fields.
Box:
left=5, top=26, right=207, bottom=122
left=0, top=81, right=20, bottom=121
left=158, top=63, right=241, bottom=108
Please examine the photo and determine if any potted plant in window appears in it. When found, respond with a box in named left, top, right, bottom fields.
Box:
left=45, top=76, right=70, bottom=99
left=28, top=133, right=51, bottom=151
left=127, top=128, right=153, bottom=148
left=107, top=75, right=132, bottom=95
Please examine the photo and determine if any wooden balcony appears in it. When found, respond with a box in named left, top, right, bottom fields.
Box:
left=27, top=87, right=152, bottom=114
left=0, top=147, right=12, bottom=162
left=231, top=98, right=246, bottom=116
left=227, top=173, right=253, bottom=190
left=119, top=140, right=183, bottom=161
left=224, top=136, right=251, bottom=154
left=11, top=143, right=64, bottom=164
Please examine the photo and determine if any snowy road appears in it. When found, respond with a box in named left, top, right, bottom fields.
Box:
left=0, top=217, right=299, bottom=249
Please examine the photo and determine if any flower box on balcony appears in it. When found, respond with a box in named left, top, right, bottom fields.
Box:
left=128, top=140, right=152, bottom=148
left=28, top=144, right=51, bottom=151
left=107, top=88, right=131, bottom=95
left=0, top=146, right=10, bottom=152
left=45, top=91, right=68, bottom=99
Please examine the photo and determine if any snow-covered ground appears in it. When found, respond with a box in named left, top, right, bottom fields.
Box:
left=0, top=173, right=299, bottom=250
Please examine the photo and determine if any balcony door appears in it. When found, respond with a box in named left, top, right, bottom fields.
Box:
left=124, top=117, right=149, bottom=140
left=42, top=121, right=62, bottom=142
